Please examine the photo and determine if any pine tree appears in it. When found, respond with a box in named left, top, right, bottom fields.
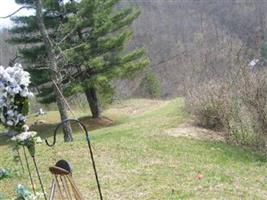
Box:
left=10, top=0, right=73, bottom=142
left=60, top=0, right=149, bottom=118
left=10, top=0, right=149, bottom=119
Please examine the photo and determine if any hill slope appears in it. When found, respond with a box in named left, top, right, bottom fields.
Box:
left=0, top=99, right=267, bottom=199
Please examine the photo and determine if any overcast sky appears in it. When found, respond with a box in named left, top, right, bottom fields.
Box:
left=0, top=0, right=33, bottom=28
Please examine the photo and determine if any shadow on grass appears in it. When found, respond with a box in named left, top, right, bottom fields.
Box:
left=0, top=115, right=114, bottom=146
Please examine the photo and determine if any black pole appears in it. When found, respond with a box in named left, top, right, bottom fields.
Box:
left=22, top=146, right=36, bottom=195
left=32, top=156, right=47, bottom=200
left=86, top=134, right=103, bottom=200
left=45, top=119, right=103, bottom=200
left=16, top=148, right=25, bottom=173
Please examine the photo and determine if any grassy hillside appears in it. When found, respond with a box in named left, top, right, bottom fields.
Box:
left=1, top=99, right=267, bottom=199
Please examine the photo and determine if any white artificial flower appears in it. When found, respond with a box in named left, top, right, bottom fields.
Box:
left=6, top=120, right=14, bottom=126
left=27, top=92, right=34, bottom=98
left=29, top=131, right=37, bottom=137
left=13, top=86, right=21, bottom=94
left=15, top=131, right=32, bottom=142
left=35, top=136, right=42, bottom=143
left=0, top=98, right=4, bottom=107
left=20, top=88, right=29, bottom=97
left=11, top=131, right=37, bottom=142
left=0, top=66, right=5, bottom=75
left=0, top=63, right=34, bottom=128
left=7, top=110, right=14, bottom=117
left=18, top=114, right=26, bottom=122
left=22, top=125, right=29, bottom=131
left=11, top=136, right=17, bottom=141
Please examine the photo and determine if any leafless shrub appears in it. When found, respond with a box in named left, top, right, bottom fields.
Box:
left=186, top=66, right=267, bottom=150
left=186, top=79, right=230, bottom=130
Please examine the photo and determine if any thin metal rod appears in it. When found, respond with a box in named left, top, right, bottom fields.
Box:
left=60, top=176, right=71, bottom=200
left=63, top=176, right=73, bottom=200
left=16, top=148, right=25, bottom=172
left=55, top=176, right=64, bottom=200
left=66, top=175, right=83, bottom=200
left=85, top=134, right=103, bottom=200
left=45, top=119, right=103, bottom=200
left=22, top=146, right=36, bottom=195
left=49, top=179, right=56, bottom=200
left=32, top=156, right=48, bottom=200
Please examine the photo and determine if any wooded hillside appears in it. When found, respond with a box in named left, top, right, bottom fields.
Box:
left=1, top=0, right=266, bottom=98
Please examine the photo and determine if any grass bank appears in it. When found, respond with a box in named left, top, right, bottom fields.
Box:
left=0, top=98, right=267, bottom=199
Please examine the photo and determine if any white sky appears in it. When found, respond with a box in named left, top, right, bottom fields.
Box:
left=0, top=0, right=34, bottom=28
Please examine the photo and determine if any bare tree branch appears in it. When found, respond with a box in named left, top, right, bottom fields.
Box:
left=62, top=43, right=86, bottom=53
left=0, top=6, right=33, bottom=19
left=57, top=24, right=79, bottom=45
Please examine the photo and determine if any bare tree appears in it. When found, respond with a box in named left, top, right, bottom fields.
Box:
left=35, top=0, right=73, bottom=142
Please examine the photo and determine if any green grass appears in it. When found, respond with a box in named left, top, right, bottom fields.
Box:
left=1, top=98, right=267, bottom=199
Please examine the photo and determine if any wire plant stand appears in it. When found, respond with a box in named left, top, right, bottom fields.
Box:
left=45, top=119, right=103, bottom=200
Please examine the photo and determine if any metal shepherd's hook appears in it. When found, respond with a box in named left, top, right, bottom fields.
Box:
left=45, top=119, right=103, bottom=200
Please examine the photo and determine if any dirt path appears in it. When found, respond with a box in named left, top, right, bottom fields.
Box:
left=164, top=123, right=224, bottom=141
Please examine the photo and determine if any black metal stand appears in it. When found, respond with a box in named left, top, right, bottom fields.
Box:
left=32, top=156, right=48, bottom=200
left=16, top=148, right=25, bottom=173
left=22, top=146, right=36, bottom=195
left=45, top=119, right=103, bottom=200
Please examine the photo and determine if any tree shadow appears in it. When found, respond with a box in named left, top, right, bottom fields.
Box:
left=0, top=115, right=114, bottom=146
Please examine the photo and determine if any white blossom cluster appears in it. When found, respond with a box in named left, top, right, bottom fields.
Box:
left=11, top=125, right=42, bottom=143
left=0, top=168, right=11, bottom=179
left=0, top=63, right=33, bottom=127
left=15, top=184, right=43, bottom=200
left=11, top=131, right=38, bottom=143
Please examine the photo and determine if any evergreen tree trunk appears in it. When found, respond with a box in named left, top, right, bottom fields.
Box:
left=35, top=0, right=73, bottom=142
left=85, top=87, right=100, bottom=118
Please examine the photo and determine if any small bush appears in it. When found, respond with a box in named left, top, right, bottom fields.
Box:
left=140, top=72, right=161, bottom=98
left=186, top=80, right=229, bottom=130
left=186, top=67, right=267, bottom=150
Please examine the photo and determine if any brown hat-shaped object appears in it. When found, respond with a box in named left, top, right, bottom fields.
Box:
left=49, top=160, right=72, bottom=175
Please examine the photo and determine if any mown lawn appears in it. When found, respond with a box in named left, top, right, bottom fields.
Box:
left=1, top=98, right=267, bottom=199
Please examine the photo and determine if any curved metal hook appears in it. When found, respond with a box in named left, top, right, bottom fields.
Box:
left=45, top=118, right=103, bottom=200
left=45, top=118, right=89, bottom=147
